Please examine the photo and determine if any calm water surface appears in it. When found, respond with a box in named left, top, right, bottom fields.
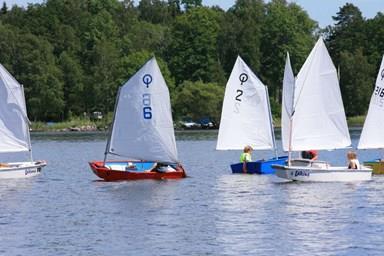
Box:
left=1, top=128, right=384, bottom=256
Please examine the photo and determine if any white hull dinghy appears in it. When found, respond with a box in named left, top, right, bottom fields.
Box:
left=274, top=38, right=372, bottom=182
left=0, top=161, right=47, bottom=179
left=274, top=159, right=371, bottom=182
left=0, top=64, right=47, bottom=179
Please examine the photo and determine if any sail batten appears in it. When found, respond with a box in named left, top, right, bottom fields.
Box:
left=216, top=56, right=274, bottom=150
left=289, top=37, right=351, bottom=151
left=107, top=57, right=178, bottom=163
left=0, top=64, right=30, bottom=153
left=358, top=55, right=384, bottom=149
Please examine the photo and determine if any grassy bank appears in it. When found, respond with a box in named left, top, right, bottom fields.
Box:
left=347, top=116, right=366, bottom=127
left=30, top=117, right=110, bottom=132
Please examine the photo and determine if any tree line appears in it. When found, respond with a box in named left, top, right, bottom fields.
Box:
left=0, top=0, right=382, bottom=122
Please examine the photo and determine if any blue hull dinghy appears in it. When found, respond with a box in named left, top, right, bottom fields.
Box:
left=231, top=156, right=288, bottom=174
left=216, top=56, right=286, bottom=174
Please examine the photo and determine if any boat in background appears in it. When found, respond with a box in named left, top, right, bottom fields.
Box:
left=0, top=64, right=46, bottom=179
left=216, top=56, right=287, bottom=174
left=358, top=55, right=384, bottom=174
left=273, top=37, right=371, bottom=182
left=89, top=57, right=186, bottom=181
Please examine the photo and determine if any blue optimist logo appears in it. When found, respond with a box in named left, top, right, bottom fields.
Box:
left=142, top=74, right=153, bottom=119
left=143, top=74, right=153, bottom=88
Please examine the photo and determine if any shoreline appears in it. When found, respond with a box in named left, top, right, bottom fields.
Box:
left=30, top=116, right=366, bottom=132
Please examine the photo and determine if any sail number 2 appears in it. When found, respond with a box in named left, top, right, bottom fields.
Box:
left=374, top=85, right=384, bottom=108
left=234, top=73, right=248, bottom=113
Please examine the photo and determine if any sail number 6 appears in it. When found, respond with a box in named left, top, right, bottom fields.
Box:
left=143, top=93, right=152, bottom=119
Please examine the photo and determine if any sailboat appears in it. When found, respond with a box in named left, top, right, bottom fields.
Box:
left=0, top=64, right=46, bottom=179
left=358, top=55, right=384, bottom=174
left=89, top=57, right=186, bottom=181
left=216, top=56, right=287, bottom=174
left=273, top=37, right=372, bottom=182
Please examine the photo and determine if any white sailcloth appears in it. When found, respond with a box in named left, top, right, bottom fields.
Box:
left=0, top=64, right=30, bottom=153
left=290, top=37, right=351, bottom=151
left=282, top=52, right=295, bottom=151
left=358, top=55, right=384, bottom=149
left=216, top=56, right=274, bottom=150
left=108, top=57, right=178, bottom=163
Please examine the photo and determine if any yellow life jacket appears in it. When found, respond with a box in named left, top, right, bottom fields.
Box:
left=240, top=152, right=252, bottom=163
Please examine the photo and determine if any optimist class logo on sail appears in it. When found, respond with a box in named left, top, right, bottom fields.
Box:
left=142, top=74, right=153, bottom=119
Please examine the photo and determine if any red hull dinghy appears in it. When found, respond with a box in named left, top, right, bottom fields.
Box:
left=89, top=161, right=186, bottom=181
left=89, top=57, right=186, bottom=181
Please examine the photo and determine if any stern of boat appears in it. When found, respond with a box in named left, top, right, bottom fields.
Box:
left=364, top=160, right=384, bottom=174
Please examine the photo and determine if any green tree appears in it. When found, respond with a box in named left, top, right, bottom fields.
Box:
left=167, top=7, right=225, bottom=85
left=59, top=52, right=85, bottom=118
left=260, top=0, right=316, bottom=103
left=173, top=80, right=224, bottom=121
left=327, top=3, right=366, bottom=64
left=365, top=13, right=384, bottom=65
left=120, top=51, right=175, bottom=91
left=181, top=0, right=202, bottom=10
left=1, top=2, right=7, bottom=14
left=138, top=0, right=171, bottom=24
left=122, top=21, right=168, bottom=56
left=85, top=39, right=120, bottom=114
left=218, top=0, right=265, bottom=74
left=0, top=23, right=17, bottom=66
left=13, top=33, right=64, bottom=120
left=339, top=48, right=375, bottom=116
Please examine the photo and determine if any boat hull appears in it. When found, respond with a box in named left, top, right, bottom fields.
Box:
left=231, top=156, right=288, bottom=174
left=273, top=163, right=372, bottom=182
left=0, top=161, right=46, bottom=179
left=363, top=160, right=384, bottom=174
left=89, top=161, right=187, bottom=181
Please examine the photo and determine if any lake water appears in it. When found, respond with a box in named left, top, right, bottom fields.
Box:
left=1, top=129, right=384, bottom=256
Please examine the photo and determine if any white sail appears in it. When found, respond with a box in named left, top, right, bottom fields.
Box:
left=216, top=56, right=274, bottom=150
left=290, top=37, right=351, bottom=151
left=0, top=64, right=30, bottom=153
left=358, top=55, right=384, bottom=149
left=108, top=57, right=178, bottom=163
left=282, top=53, right=295, bottom=152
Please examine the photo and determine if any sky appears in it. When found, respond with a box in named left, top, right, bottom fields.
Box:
left=3, top=0, right=384, bottom=27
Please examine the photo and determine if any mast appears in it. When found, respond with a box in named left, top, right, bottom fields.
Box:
left=265, top=86, right=278, bottom=159
left=288, top=115, right=293, bottom=166
left=103, top=87, right=122, bottom=166
left=21, top=84, right=33, bottom=162
left=287, top=73, right=297, bottom=167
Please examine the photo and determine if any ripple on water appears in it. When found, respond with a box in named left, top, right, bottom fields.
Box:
left=0, top=131, right=383, bottom=255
